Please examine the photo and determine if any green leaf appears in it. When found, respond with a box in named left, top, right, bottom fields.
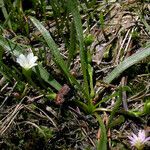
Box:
left=0, top=35, right=25, bottom=56
left=88, top=64, right=94, bottom=98
left=143, top=99, right=150, bottom=115
left=75, top=100, right=89, bottom=113
left=0, top=61, right=15, bottom=81
left=109, top=115, right=125, bottom=129
left=99, top=12, right=105, bottom=29
left=95, top=113, right=107, bottom=150
left=95, top=91, right=119, bottom=108
left=67, top=21, right=77, bottom=66
left=0, top=35, right=62, bottom=91
left=67, top=0, right=90, bottom=99
left=0, top=0, right=12, bottom=29
left=34, top=64, right=62, bottom=91
left=30, top=16, right=88, bottom=98
left=29, top=16, right=71, bottom=79
left=104, top=47, right=150, bottom=83
left=141, top=15, right=150, bottom=33
left=107, top=88, right=122, bottom=129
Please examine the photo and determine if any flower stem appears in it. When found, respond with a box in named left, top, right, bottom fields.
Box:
left=22, top=68, right=36, bottom=88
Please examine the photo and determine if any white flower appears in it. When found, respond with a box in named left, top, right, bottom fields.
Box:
left=128, top=130, right=150, bottom=150
left=16, top=53, right=38, bottom=70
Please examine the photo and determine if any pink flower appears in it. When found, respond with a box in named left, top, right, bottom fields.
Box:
left=128, top=130, right=150, bottom=150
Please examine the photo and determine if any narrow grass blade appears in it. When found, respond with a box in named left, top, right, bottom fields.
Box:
left=142, top=18, right=150, bottom=33
left=94, top=91, right=119, bottom=108
left=30, top=16, right=71, bottom=78
left=95, top=113, right=107, bottom=150
left=104, top=47, right=150, bottom=83
left=0, top=61, right=16, bottom=81
left=29, top=16, right=88, bottom=98
left=107, top=88, right=122, bottom=129
left=67, top=21, right=77, bottom=66
left=67, top=0, right=90, bottom=99
left=0, top=35, right=25, bottom=56
left=88, top=64, right=94, bottom=97
left=109, top=115, right=125, bottom=129
left=0, top=0, right=12, bottom=29
left=34, top=64, right=62, bottom=91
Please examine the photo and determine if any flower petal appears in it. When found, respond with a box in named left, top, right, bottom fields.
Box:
left=16, top=53, right=38, bottom=69
left=144, top=137, right=150, bottom=142
left=29, top=56, right=38, bottom=65
left=138, top=130, right=145, bottom=140
left=128, top=130, right=150, bottom=148
left=27, top=53, right=38, bottom=67
left=17, top=54, right=27, bottom=67
left=27, top=53, right=34, bottom=60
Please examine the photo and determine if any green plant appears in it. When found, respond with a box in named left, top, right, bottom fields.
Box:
left=29, top=0, right=95, bottom=113
left=104, top=47, right=150, bottom=84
